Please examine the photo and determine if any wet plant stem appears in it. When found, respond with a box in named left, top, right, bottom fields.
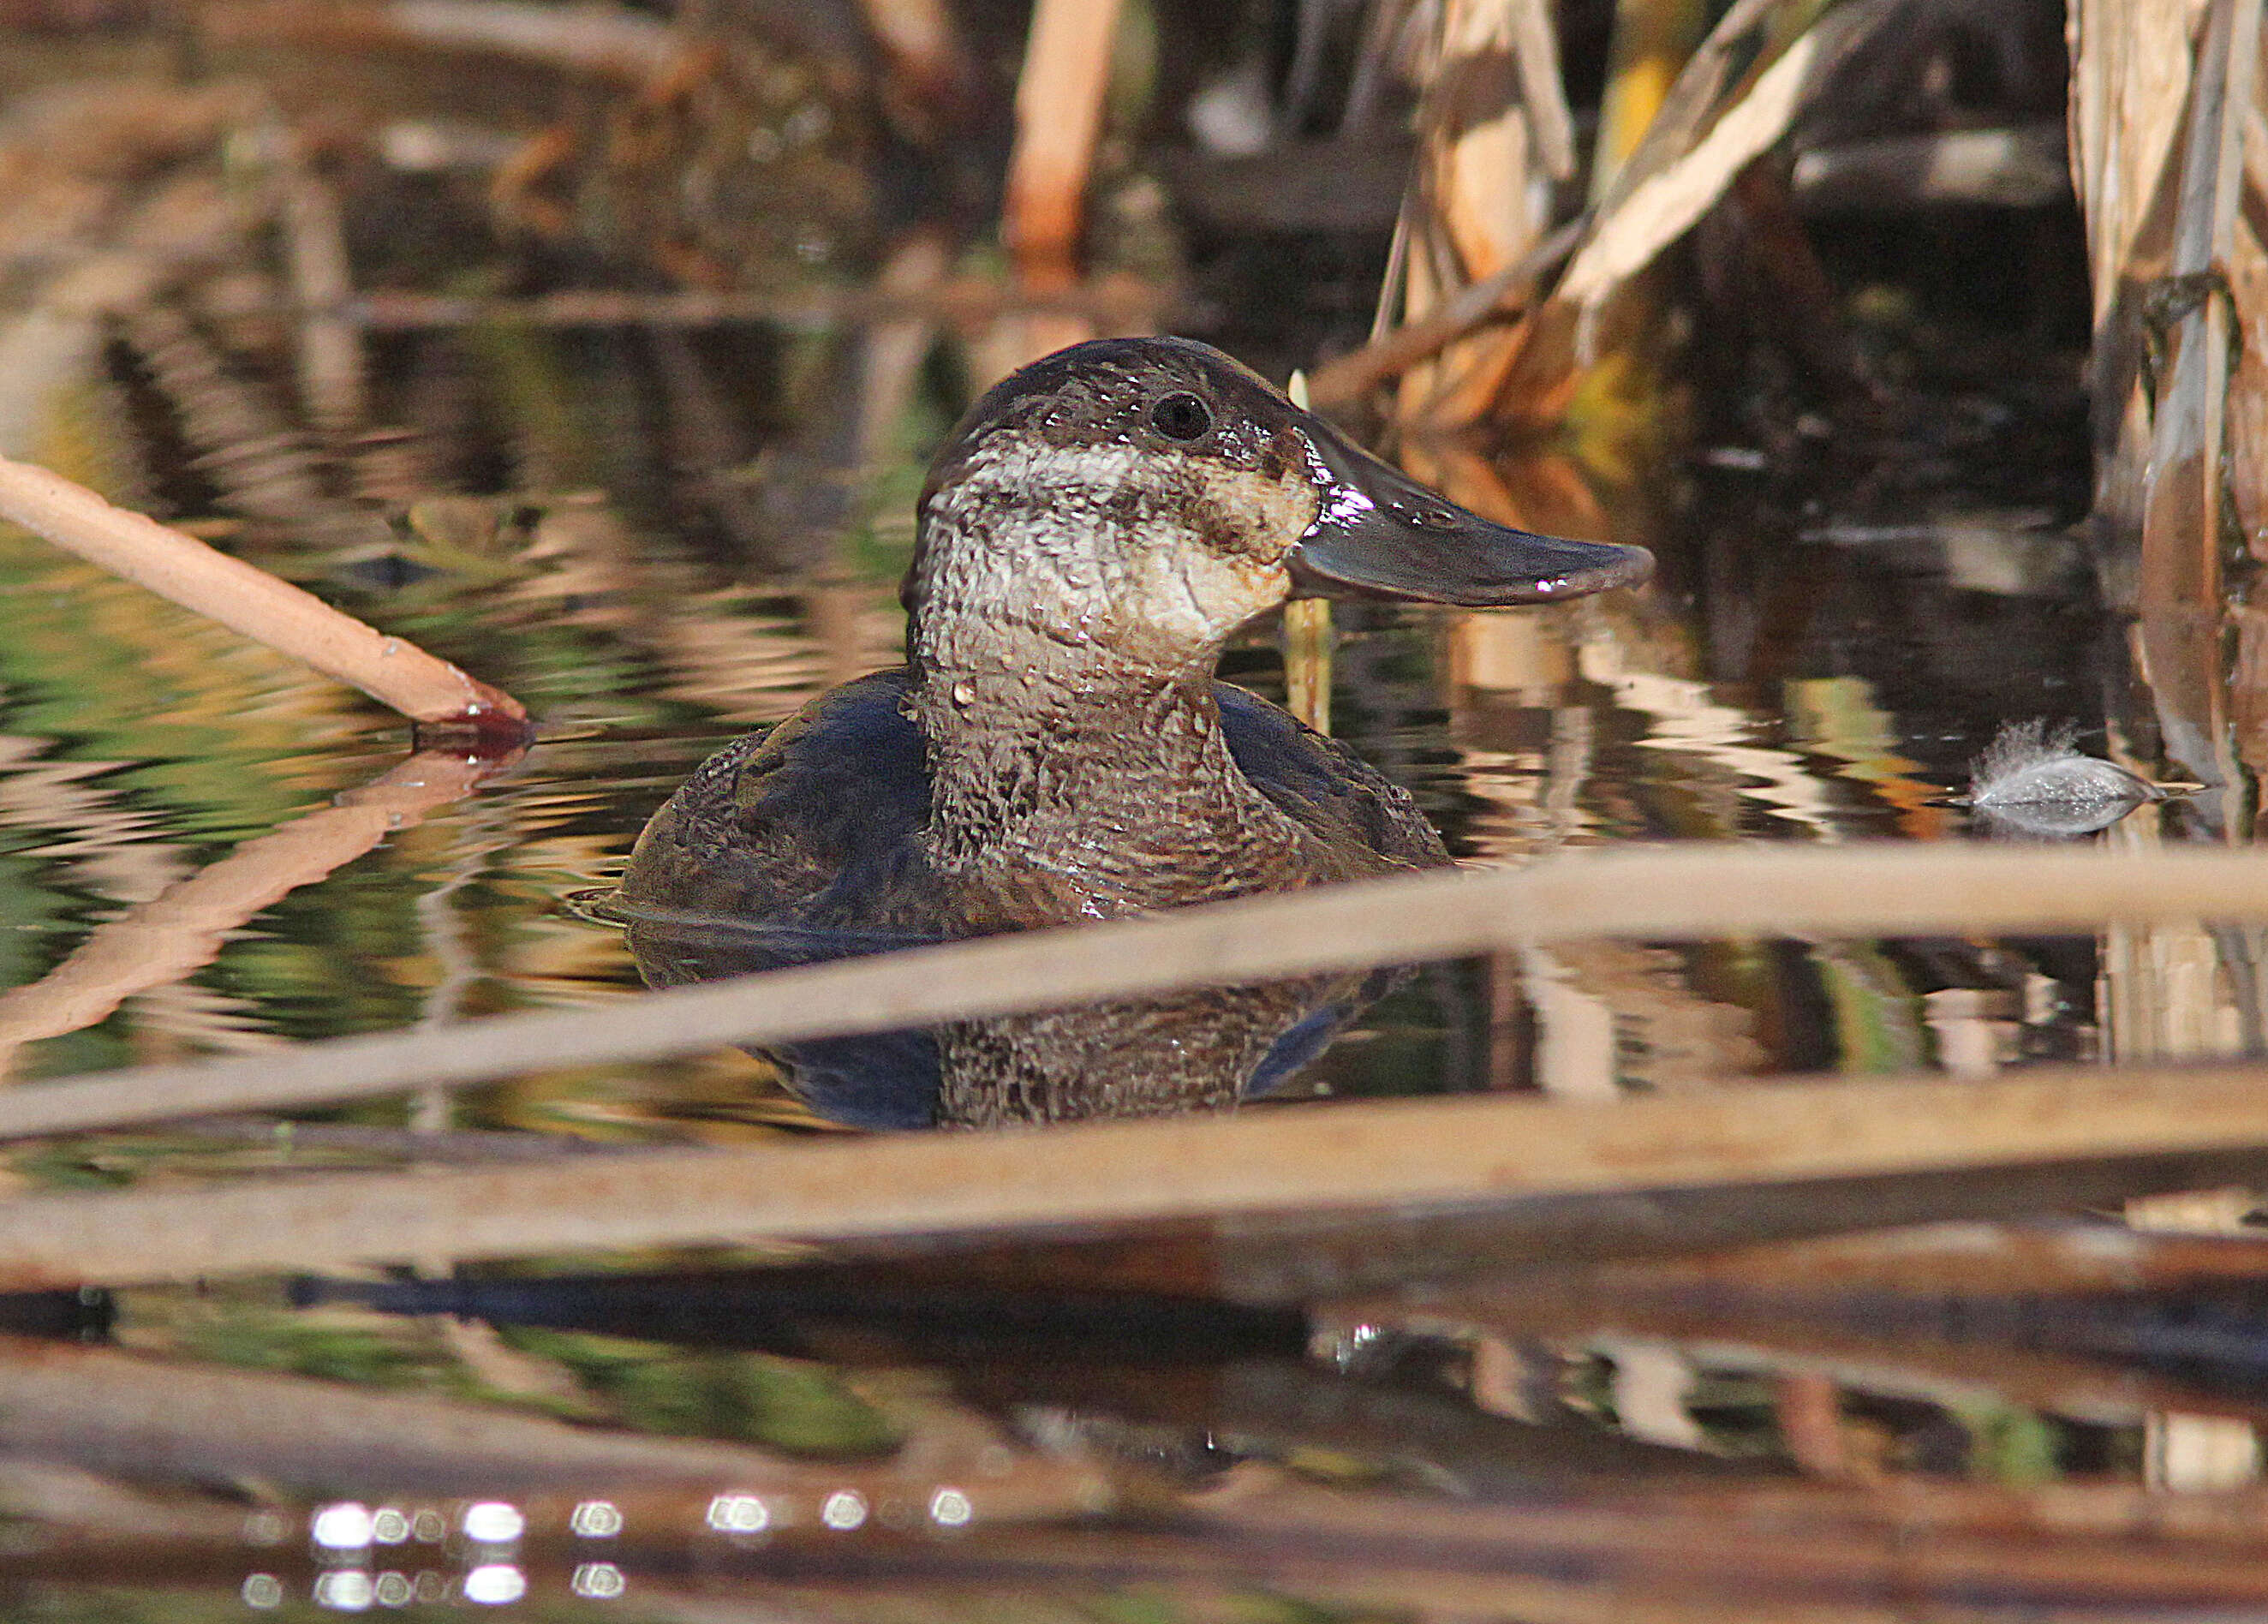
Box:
left=0, top=455, right=525, bottom=729
left=1283, top=599, right=1333, bottom=734
left=1281, top=369, right=1332, bottom=732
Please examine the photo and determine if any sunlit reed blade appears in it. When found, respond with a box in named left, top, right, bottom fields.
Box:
left=1555, top=0, right=1899, bottom=325
left=8, top=845, right=2268, bottom=1141
left=18, top=1060, right=2268, bottom=1287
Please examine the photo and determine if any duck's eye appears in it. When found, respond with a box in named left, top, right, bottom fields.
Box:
left=1150, top=392, right=1212, bottom=441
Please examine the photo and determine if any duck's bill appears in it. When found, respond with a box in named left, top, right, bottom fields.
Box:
left=1288, top=425, right=1653, bottom=606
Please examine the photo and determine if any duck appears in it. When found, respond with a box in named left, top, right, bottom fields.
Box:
left=610, top=336, right=1651, bottom=1129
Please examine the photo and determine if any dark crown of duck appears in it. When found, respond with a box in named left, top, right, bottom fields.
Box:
left=904, top=336, right=1651, bottom=681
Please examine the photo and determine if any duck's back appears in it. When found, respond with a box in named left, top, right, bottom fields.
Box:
left=617, top=672, right=940, bottom=933
left=616, top=668, right=1449, bottom=935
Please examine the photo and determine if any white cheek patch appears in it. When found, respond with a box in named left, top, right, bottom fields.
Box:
left=1197, top=463, right=1323, bottom=562
left=1162, top=547, right=1286, bottom=634
left=1114, top=546, right=1264, bottom=645
left=929, top=439, right=1309, bottom=650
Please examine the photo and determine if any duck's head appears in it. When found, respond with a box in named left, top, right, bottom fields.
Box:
left=906, top=336, right=1652, bottom=677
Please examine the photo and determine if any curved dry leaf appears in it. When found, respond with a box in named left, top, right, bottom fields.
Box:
left=1555, top=0, right=1897, bottom=325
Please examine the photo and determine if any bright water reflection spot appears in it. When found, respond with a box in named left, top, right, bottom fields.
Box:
left=311, top=1502, right=374, bottom=1549
left=370, top=1507, right=411, bottom=1543
left=572, top=1561, right=627, bottom=1598
left=821, top=1489, right=868, bottom=1530
left=463, top=1563, right=527, bottom=1604
left=928, top=1487, right=973, bottom=1526
left=242, top=1573, right=284, bottom=1609
left=571, top=1498, right=624, bottom=1537
left=706, top=1493, right=769, bottom=1532
left=461, top=1500, right=524, bottom=1543
left=313, top=1569, right=373, bottom=1610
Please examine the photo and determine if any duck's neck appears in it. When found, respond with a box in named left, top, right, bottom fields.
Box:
left=908, top=622, right=1300, bottom=925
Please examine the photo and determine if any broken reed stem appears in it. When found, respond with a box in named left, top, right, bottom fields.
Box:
left=1304, top=221, right=1581, bottom=409
left=343, top=278, right=1166, bottom=332
left=0, top=456, right=523, bottom=727
left=14, top=845, right=2268, bottom=1137
left=16, top=1059, right=2268, bottom=1287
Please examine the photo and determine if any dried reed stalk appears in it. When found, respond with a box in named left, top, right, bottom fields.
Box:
left=0, top=456, right=524, bottom=727
left=17, top=1059, right=2268, bottom=1287
left=0, top=749, right=510, bottom=1056
left=1391, top=0, right=1569, bottom=428
left=1538, top=1217, right=2268, bottom=1299
left=2134, top=0, right=2259, bottom=797
left=1281, top=598, right=1332, bottom=732
left=1280, top=372, right=1330, bottom=731
left=1555, top=0, right=1894, bottom=323
left=346, top=280, right=1165, bottom=331
left=0, top=1334, right=1107, bottom=1515
left=2068, top=0, right=2196, bottom=340
left=200, top=0, right=689, bottom=81
left=1002, top=0, right=1121, bottom=285
left=2069, top=0, right=2195, bottom=607
left=980, top=0, right=1126, bottom=376
left=281, top=161, right=367, bottom=433
left=8, top=844, right=2268, bottom=1140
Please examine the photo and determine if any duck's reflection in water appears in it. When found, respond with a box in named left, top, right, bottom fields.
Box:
left=593, top=895, right=1396, bottom=1130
